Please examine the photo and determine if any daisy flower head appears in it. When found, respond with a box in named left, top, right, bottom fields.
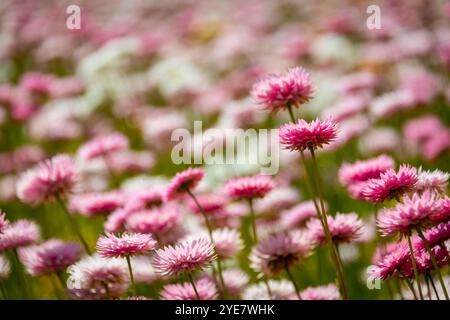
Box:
left=211, top=227, right=243, bottom=259
left=431, top=197, right=450, bottom=222
left=371, top=241, right=409, bottom=280
left=0, top=219, right=40, bottom=252
left=96, top=232, right=156, bottom=258
left=125, top=204, right=181, bottom=235
left=251, top=66, right=313, bottom=113
left=224, top=174, right=274, bottom=201
left=377, top=190, right=440, bottom=236
left=361, top=164, right=418, bottom=203
left=16, top=154, right=78, bottom=204
left=164, top=167, right=205, bottom=201
left=187, top=193, right=226, bottom=215
left=215, top=268, right=249, bottom=297
left=300, top=283, right=341, bottom=300
left=18, top=239, right=82, bottom=276
left=280, top=200, right=318, bottom=229
left=69, top=191, right=125, bottom=217
left=153, top=237, right=216, bottom=277
left=279, top=118, right=338, bottom=152
left=250, top=230, right=312, bottom=276
left=415, top=167, right=449, bottom=194
left=338, top=154, right=395, bottom=187
left=160, top=278, right=217, bottom=300
left=77, top=132, right=129, bottom=161
left=306, top=213, right=363, bottom=245
left=243, top=279, right=295, bottom=300
left=124, top=189, right=164, bottom=212
left=67, top=255, right=129, bottom=300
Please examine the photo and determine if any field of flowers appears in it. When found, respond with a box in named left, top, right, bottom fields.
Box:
left=0, top=0, right=449, bottom=301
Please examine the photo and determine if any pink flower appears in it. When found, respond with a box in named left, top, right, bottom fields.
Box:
left=69, top=191, right=125, bottom=217
left=300, top=284, right=341, bottom=300
left=16, top=154, right=78, bottom=204
left=377, top=191, right=440, bottom=236
left=18, top=239, right=82, bottom=276
left=306, top=213, right=363, bottom=244
left=211, top=228, right=243, bottom=259
left=164, top=168, right=204, bottom=201
left=0, top=220, right=40, bottom=252
left=416, top=168, right=449, bottom=194
left=422, top=129, right=450, bottom=161
left=279, top=118, right=338, bottom=152
left=403, top=115, right=444, bottom=145
left=77, top=132, right=129, bottom=160
left=0, top=211, right=9, bottom=234
left=0, top=255, right=10, bottom=280
left=153, top=237, right=216, bottom=277
left=20, top=72, right=55, bottom=95
left=212, top=268, right=249, bottom=296
left=124, top=189, right=163, bottom=211
left=280, top=201, right=318, bottom=229
left=401, top=246, right=449, bottom=277
left=250, top=231, right=312, bottom=276
left=336, top=71, right=378, bottom=95
left=126, top=204, right=181, bottom=235
left=104, top=209, right=130, bottom=233
left=338, top=154, right=395, bottom=187
left=361, top=164, right=418, bottom=203
left=369, top=90, right=415, bottom=119
left=129, top=256, right=160, bottom=284
left=251, top=67, right=313, bottom=112
left=253, top=187, right=300, bottom=214
left=187, top=193, right=226, bottom=215
left=243, top=280, right=295, bottom=300
left=96, top=232, right=156, bottom=258
left=432, top=197, right=450, bottom=222
left=371, top=242, right=409, bottom=280
left=414, top=221, right=450, bottom=250
left=67, top=255, right=129, bottom=300
left=224, top=175, right=274, bottom=200
left=107, top=151, right=155, bottom=174
left=160, top=278, right=217, bottom=300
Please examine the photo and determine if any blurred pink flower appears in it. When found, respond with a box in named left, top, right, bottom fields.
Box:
left=160, top=278, right=217, bottom=300
left=96, top=232, right=156, bottom=258
left=19, top=239, right=82, bottom=276
left=361, top=164, right=418, bottom=203
left=20, top=72, right=55, bottom=96
left=250, top=231, right=312, bottom=276
left=377, top=190, right=440, bottom=236
left=0, top=220, right=40, bottom=252
left=108, top=151, right=155, bottom=174
left=224, top=175, right=274, bottom=200
left=279, top=118, right=337, bottom=152
left=422, top=129, right=450, bottom=161
left=306, top=213, right=363, bottom=244
left=153, top=237, right=216, bottom=277
left=78, top=133, right=129, bottom=161
left=211, top=228, right=243, bottom=259
left=69, top=191, right=125, bottom=217
left=0, top=211, right=8, bottom=234
left=335, top=71, right=378, bottom=95
left=212, top=268, right=248, bottom=296
left=300, top=283, right=341, bottom=300
left=187, top=193, right=226, bottom=215
left=416, top=168, right=449, bottom=194
left=251, top=67, right=313, bottom=112
left=16, top=154, right=78, bottom=204
left=164, top=168, right=204, bottom=201
left=280, top=201, right=318, bottom=229
left=432, top=197, right=450, bottom=222
left=0, top=255, right=10, bottom=280
left=403, top=115, right=444, bottom=145
left=126, top=204, right=181, bottom=235
left=124, top=189, right=164, bottom=212
left=371, top=241, right=409, bottom=280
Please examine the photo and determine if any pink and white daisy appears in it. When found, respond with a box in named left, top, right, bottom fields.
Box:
left=413, top=221, right=450, bottom=251
left=280, top=201, right=318, bottom=229
left=224, top=175, right=274, bottom=200
left=124, top=189, right=163, bottom=212
left=415, top=167, right=449, bottom=194
left=250, top=231, right=312, bottom=276
left=18, top=239, right=82, bottom=276
left=211, top=228, right=243, bottom=259
left=431, top=197, right=450, bottom=222
left=164, top=168, right=205, bottom=201
left=160, top=278, right=217, bottom=300
left=300, top=283, right=341, bottom=300
left=254, top=187, right=300, bottom=215
left=361, top=164, right=418, bottom=203
left=243, top=280, right=295, bottom=300
left=16, top=154, right=78, bottom=204
left=338, top=154, right=395, bottom=187
left=377, top=190, right=440, bottom=236
left=153, top=237, right=216, bottom=277
left=96, top=232, right=156, bottom=258
left=69, top=191, right=125, bottom=217
left=213, top=268, right=249, bottom=297
left=371, top=242, right=409, bottom=280
left=67, top=255, right=129, bottom=300
left=104, top=209, right=130, bottom=233
left=279, top=118, right=338, bottom=152
left=126, top=204, right=181, bottom=235
left=77, top=132, right=129, bottom=161
left=251, top=67, right=313, bottom=113
left=0, top=220, right=40, bottom=252
left=306, top=213, right=363, bottom=244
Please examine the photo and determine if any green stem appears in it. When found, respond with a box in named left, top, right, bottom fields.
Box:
left=406, top=231, right=424, bottom=300
left=395, top=278, right=404, bottom=300
left=0, top=283, right=7, bottom=300
left=187, top=273, right=201, bottom=300
left=415, top=226, right=449, bottom=300
left=428, top=274, right=441, bottom=300
left=399, top=270, right=418, bottom=300
left=263, top=277, right=272, bottom=298
left=56, top=195, right=91, bottom=254
left=125, top=255, right=137, bottom=296
left=185, top=188, right=228, bottom=298
left=247, top=199, right=258, bottom=244
left=284, top=262, right=301, bottom=300
left=286, top=103, right=296, bottom=123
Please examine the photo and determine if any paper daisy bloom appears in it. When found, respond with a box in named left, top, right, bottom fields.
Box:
left=415, top=167, right=449, bottom=194
left=153, top=237, right=216, bottom=277
left=211, top=228, right=243, bottom=259
left=69, top=191, right=125, bottom=217
left=300, top=284, right=341, bottom=300
left=160, top=278, right=217, bottom=300
left=279, top=118, right=338, bottom=152
left=224, top=175, right=274, bottom=200
left=96, top=232, right=156, bottom=258
left=16, top=154, right=78, bottom=204
left=251, top=66, right=313, bottom=113
left=164, top=167, right=205, bottom=201
left=77, top=132, right=129, bottom=160
left=0, top=219, right=40, bottom=252
left=306, top=213, right=363, bottom=244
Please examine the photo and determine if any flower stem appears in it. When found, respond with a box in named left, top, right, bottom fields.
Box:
left=284, top=261, right=301, bottom=300
left=0, top=283, right=7, bottom=300
left=406, top=231, right=424, bottom=300
left=187, top=273, right=201, bottom=300
left=427, top=274, right=441, bottom=300
left=286, top=103, right=296, bottom=123
left=125, top=255, right=137, bottom=296
left=247, top=199, right=258, bottom=244
left=263, top=277, right=272, bottom=298
left=415, top=226, right=449, bottom=300
left=185, top=188, right=228, bottom=298
left=399, top=270, right=418, bottom=300
left=56, top=195, right=91, bottom=254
